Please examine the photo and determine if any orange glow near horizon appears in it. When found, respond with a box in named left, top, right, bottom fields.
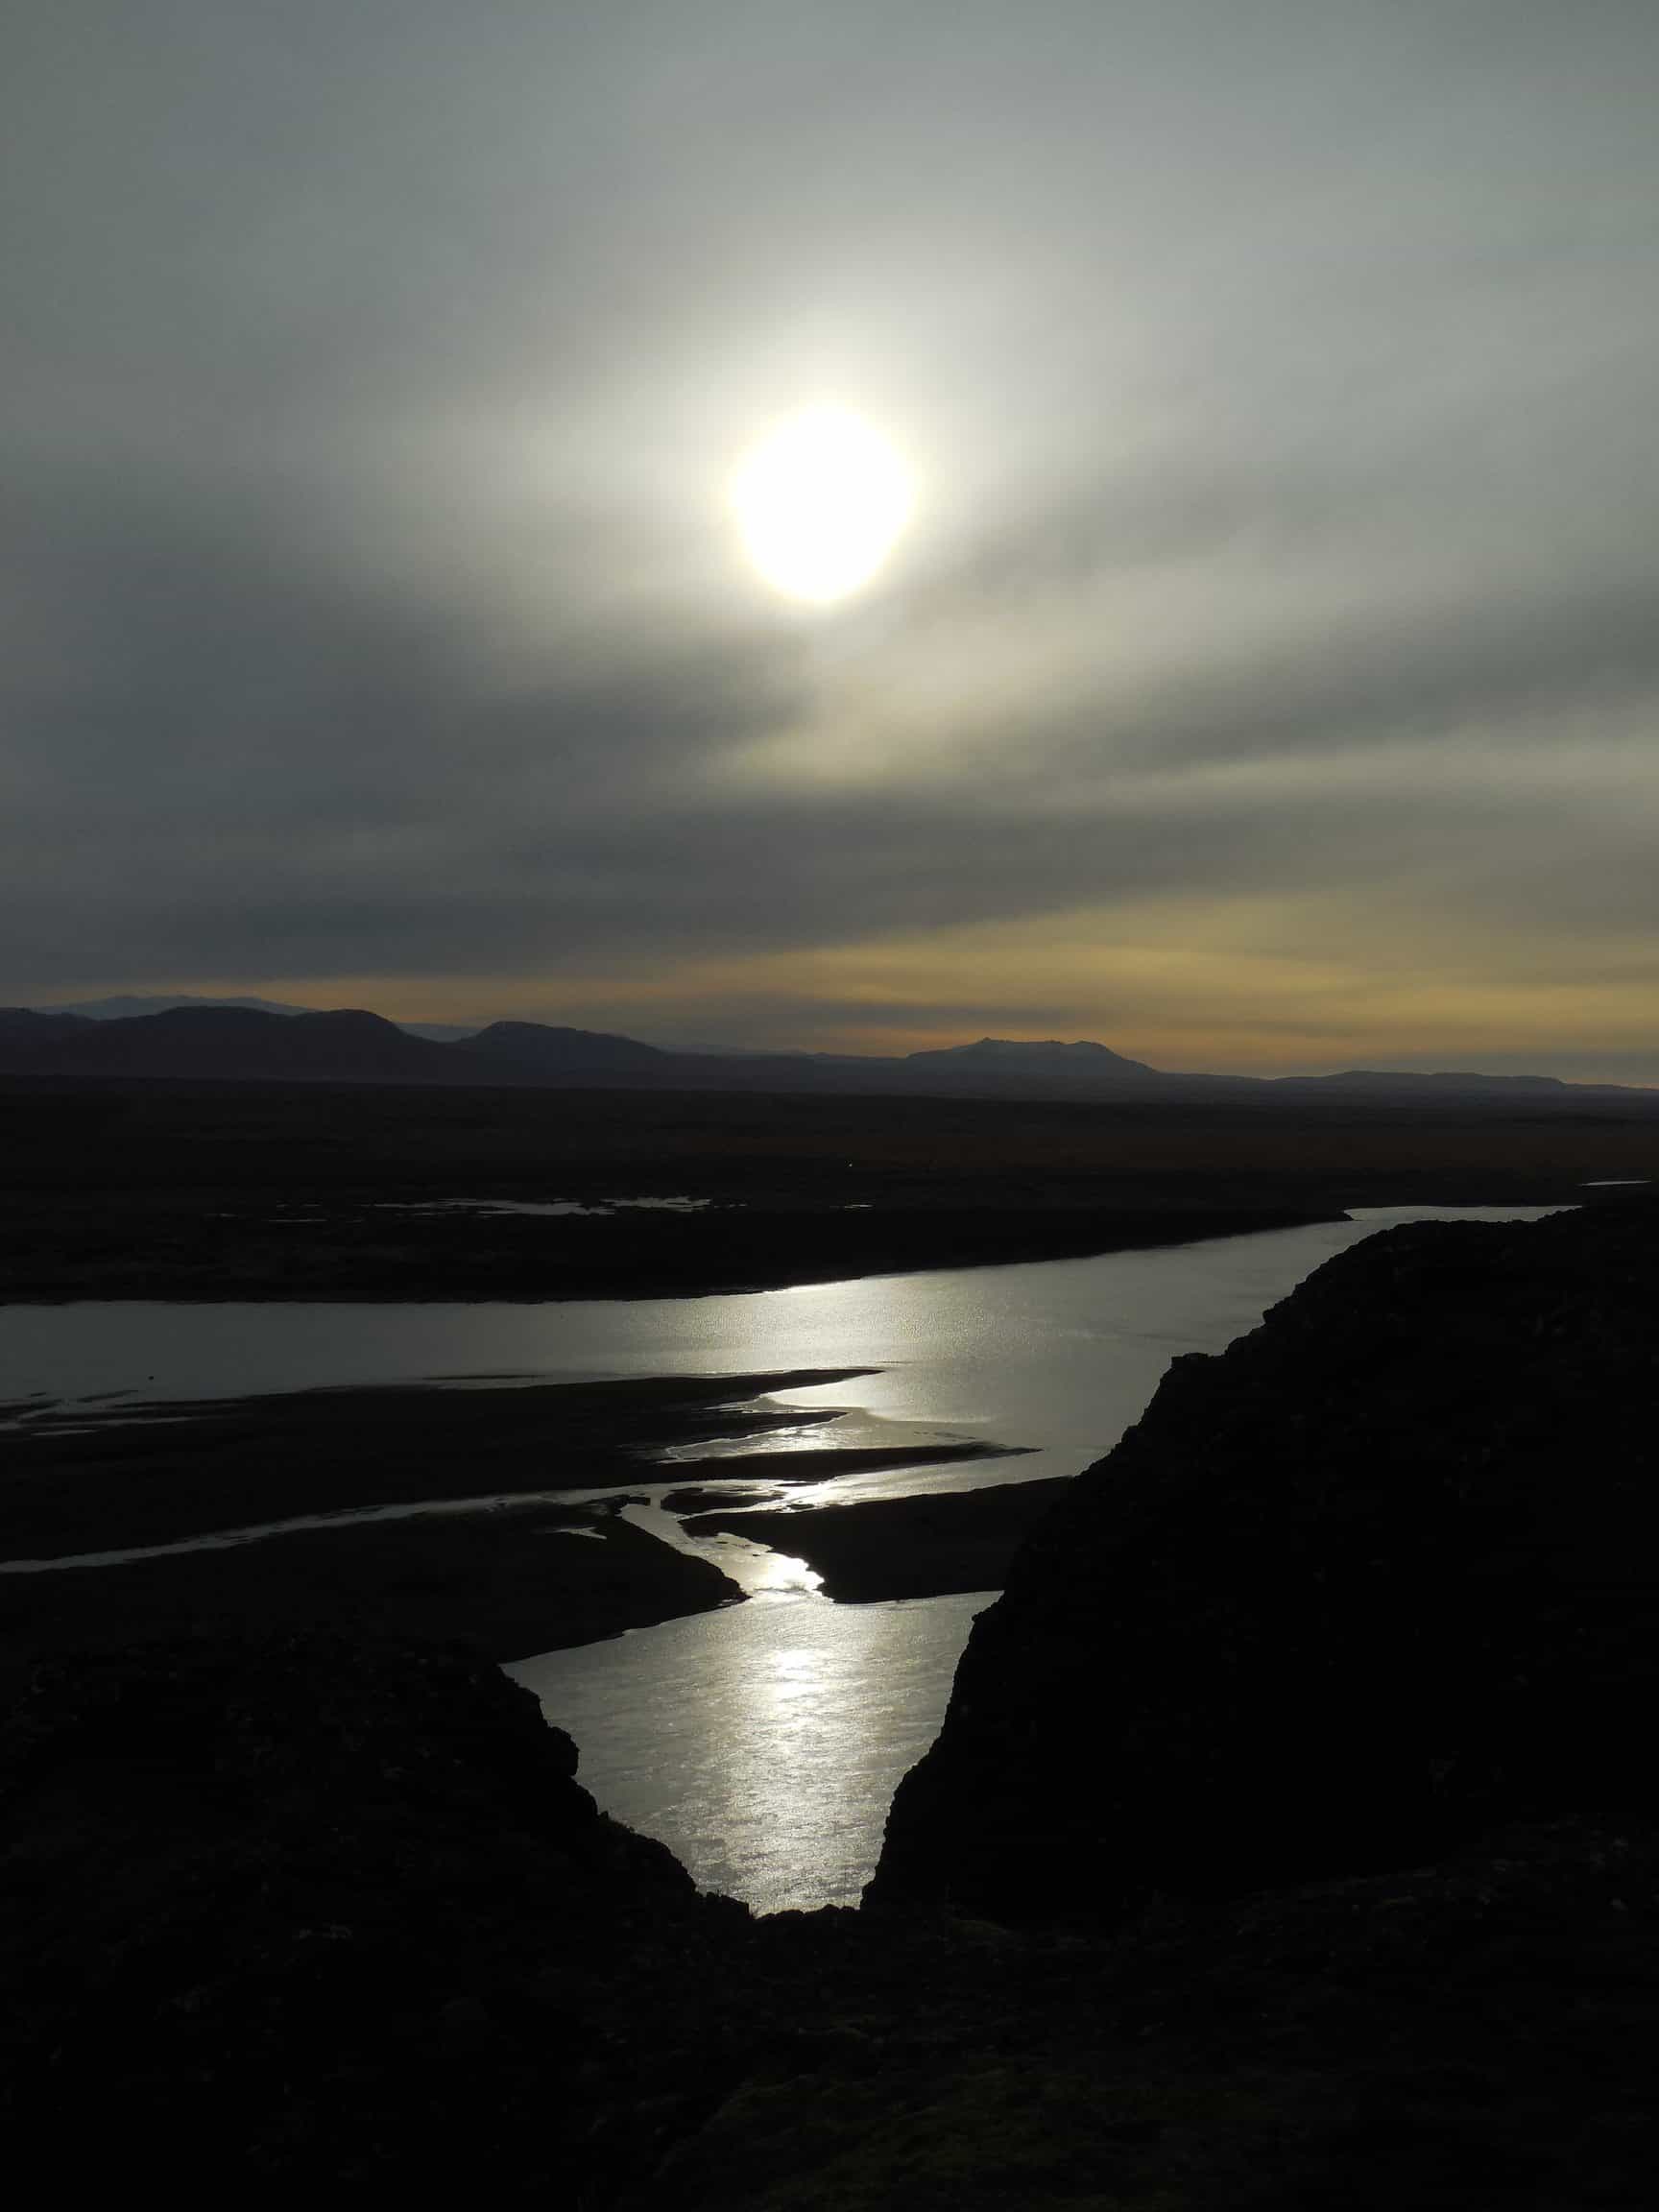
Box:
left=84, top=888, right=1659, bottom=1086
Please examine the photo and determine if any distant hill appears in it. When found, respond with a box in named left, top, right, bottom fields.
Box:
left=0, top=1006, right=523, bottom=1088
left=32, top=993, right=480, bottom=1044
left=463, top=1022, right=672, bottom=1074
left=34, top=993, right=315, bottom=1021
left=1, top=1005, right=1652, bottom=1109
left=902, top=1044, right=1159, bottom=1096
left=1273, top=1068, right=1574, bottom=1096
left=0, top=1008, right=94, bottom=1039
left=911, top=1035, right=1159, bottom=1070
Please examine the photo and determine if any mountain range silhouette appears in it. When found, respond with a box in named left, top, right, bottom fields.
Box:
left=2, top=1002, right=1651, bottom=1107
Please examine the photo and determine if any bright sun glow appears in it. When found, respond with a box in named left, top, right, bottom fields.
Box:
left=731, top=407, right=913, bottom=604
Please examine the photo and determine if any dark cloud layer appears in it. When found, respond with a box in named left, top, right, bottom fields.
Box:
left=4, top=3, right=1658, bottom=1068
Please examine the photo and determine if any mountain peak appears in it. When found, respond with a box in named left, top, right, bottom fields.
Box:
left=905, top=1037, right=1158, bottom=1076
left=34, top=993, right=314, bottom=1021
left=465, top=1021, right=669, bottom=1070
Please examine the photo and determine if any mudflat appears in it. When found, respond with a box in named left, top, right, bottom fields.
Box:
left=0, top=1362, right=1027, bottom=1681
left=0, top=1504, right=740, bottom=1692
left=0, top=1369, right=830, bottom=1683
left=684, top=1477, right=1073, bottom=1601
left=1, top=1367, right=878, bottom=1556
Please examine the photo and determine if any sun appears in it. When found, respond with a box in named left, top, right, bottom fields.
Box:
left=730, top=407, right=913, bottom=604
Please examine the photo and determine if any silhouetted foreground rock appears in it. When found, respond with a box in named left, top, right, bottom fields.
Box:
left=4, top=1643, right=1658, bottom=2201
left=649, top=1819, right=1659, bottom=2210
left=869, top=1198, right=1659, bottom=1922
left=0, top=1637, right=744, bottom=2193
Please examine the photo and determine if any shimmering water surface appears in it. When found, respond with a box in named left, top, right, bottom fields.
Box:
left=0, top=1205, right=1559, bottom=1907
left=511, top=1591, right=990, bottom=1911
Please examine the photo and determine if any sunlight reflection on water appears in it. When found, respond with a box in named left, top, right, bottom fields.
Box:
left=509, top=1588, right=991, bottom=1912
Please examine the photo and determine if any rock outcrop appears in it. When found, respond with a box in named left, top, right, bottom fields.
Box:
left=0, top=1636, right=744, bottom=2192
left=869, top=1199, right=1659, bottom=1921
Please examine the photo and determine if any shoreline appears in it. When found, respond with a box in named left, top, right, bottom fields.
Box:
left=0, top=1504, right=745, bottom=1695
left=684, top=1478, right=1076, bottom=1602
left=10, top=1075, right=1649, bottom=1307
left=0, top=1202, right=1346, bottom=1306
left=0, top=1366, right=898, bottom=1555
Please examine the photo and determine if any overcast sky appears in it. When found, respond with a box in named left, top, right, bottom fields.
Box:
left=5, top=1, right=1656, bottom=1073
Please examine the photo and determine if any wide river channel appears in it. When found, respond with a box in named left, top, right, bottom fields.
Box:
left=0, top=1204, right=1560, bottom=1910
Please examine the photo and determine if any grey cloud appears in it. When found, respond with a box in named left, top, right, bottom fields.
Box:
left=5, top=1, right=1659, bottom=1051
left=5, top=452, right=1656, bottom=1003
left=1089, top=579, right=1659, bottom=771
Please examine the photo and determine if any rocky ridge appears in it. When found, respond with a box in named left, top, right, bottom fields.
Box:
left=869, top=1198, right=1659, bottom=1918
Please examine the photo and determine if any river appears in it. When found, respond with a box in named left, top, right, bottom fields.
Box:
left=0, top=1204, right=1560, bottom=1909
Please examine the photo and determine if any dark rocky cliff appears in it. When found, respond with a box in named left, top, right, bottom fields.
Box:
left=0, top=1637, right=745, bottom=2193
left=869, top=1199, right=1659, bottom=1921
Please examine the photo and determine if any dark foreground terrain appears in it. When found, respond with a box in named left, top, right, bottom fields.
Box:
left=4, top=1201, right=1657, bottom=2202
left=869, top=1197, right=1659, bottom=1923
left=6, top=1073, right=1657, bottom=1300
